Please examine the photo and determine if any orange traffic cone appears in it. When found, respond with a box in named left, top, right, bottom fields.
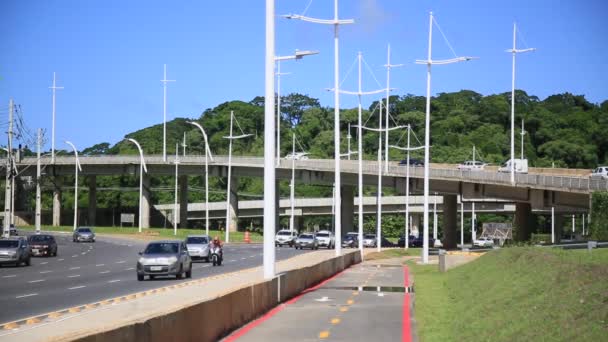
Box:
left=244, top=231, right=251, bottom=243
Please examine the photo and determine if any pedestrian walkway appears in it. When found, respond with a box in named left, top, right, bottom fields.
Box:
left=225, top=259, right=414, bottom=342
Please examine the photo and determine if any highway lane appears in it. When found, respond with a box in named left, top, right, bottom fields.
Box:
left=0, top=232, right=312, bottom=323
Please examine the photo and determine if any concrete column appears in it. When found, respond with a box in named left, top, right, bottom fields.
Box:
left=52, top=177, right=62, bottom=227
left=88, top=175, right=96, bottom=226
left=141, top=173, right=151, bottom=229
left=341, top=185, right=355, bottom=237
left=411, top=214, right=420, bottom=237
left=514, top=202, right=534, bottom=241
left=294, top=216, right=303, bottom=233
left=442, top=194, right=458, bottom=249
left=554, top=214, right=564, bottom=243
left=179, top=175, right=188, bottom=228
left=227, top=176, right=239, bottom=232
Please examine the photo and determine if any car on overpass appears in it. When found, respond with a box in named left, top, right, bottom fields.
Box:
left=458, top=160, right=487, bottom=171
left=498, top=158, right=528, bottom=174
left=0, top=237, right=31, bottom=267
left=590, top=166, right=608, bottom=180
left=399, top=158, right=424, bottom=167
left=285, top=152, right=309, bottom=160
left=28, top=234, right=58, bottom=257
left=137, top=240, right=192, bottom=281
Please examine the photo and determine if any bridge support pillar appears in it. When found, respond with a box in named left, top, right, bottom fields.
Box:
left=227, top=176, right=239, bottom=232
left=52, top=177, right=62, bottom=227
left=554, top=213, right=564, bottom=243
left=88, top=175, right=96, bottom=226
left=341, top=185, right=355, bottom=238
left=179, top=175, right=188, bottom=228
left=442, top=194, right=458, bottom=249
left=514, top=202, right=534, bottom=241
left=141, top=173, right=151, bottom=229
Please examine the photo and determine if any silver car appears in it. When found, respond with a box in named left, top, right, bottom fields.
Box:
left=0, top=237, right=31, bottom=267
left=294, top=233, right=318, bottom=250
left=363, top=233, right=377, bottom=248
left=73, top=227, right=96, bottom=242
left=185, top=235, right=210, bottom=262
left=137, top=240, right=192, bottom=281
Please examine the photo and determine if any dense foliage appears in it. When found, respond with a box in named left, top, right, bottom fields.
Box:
left=590, top=191, right=608, bottom=240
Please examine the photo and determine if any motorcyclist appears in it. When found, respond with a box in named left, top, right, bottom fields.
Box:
left=210, top=236, right=223, bottom=259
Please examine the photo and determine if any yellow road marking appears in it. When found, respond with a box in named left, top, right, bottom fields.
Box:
left=319, top=331, right=330, bottom=339
left=26, top=318, right=41, bottom=325
left=339, top=306, right=349, bottom=312
left=3, top=323, right=18, bottom=330
left=331, top=318, right=340, bottom=325
left=347, top=299, right=354, bottom=305
left=352, top=291, right=359, bottom=296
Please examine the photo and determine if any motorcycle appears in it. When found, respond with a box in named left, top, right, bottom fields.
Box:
left=210, top=245, right=223, bottom=266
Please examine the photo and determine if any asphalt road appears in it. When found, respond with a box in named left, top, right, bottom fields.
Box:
left=0, top=231, right=311, bottom=324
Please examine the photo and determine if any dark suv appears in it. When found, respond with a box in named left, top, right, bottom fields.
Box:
left=397, top=235, right=423, bottom=247
left=399, top=158, right=424, bottom=166
left=0, top=237, right=31, bottom=267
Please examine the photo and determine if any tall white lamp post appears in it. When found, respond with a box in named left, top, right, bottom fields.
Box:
left=188, top=121, right=214, bottom=236
left=223, top=111, right=252, bottom=243
left=174, top=144, right=179, bottom=236
left=384, top=44, right=403, bottom=172
left=284, top=1, right=354, bottom=256
left=415, top=12, right=476, bottom=263
left=161, top=64, right=175, bottom=162
left=127, top=138, right=148, bottom=233
left=506, top=23, right=535, bottom=184
left=65, top=141, right=82, bottom=231
left=50, top=73, right=63, bottom=164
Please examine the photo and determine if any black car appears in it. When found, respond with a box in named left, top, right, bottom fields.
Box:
left=399, top=158, right=424, bottom=166
left=28, top=234, right=58, bottom=257
left=397, top=235, right=423, bottom=247
left=342, top=235, right=358, bottom=248
left=9, top=224, right=17, bottom=236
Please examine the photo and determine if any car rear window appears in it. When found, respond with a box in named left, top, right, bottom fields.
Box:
left=78, top=228, right=92, bottom=233
left=316, top=233, right=329, bottom=237
left=364, top=234, right=376, bottom=239
left=145, top=243, right=179, bottom=254
left=29, top=235, right=53, bottom=242
left=0, top=240, right=19, bottom=248
left=277, top=231, right=292, bottom=236
left=186, top=237, right=208, bottom=244
left=299, top=234, right=313, bottom=239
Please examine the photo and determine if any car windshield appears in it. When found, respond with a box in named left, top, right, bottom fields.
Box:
left=0, top=240, right=19, bottom=248
left=277, top=231, right=292, bottom=236
left=186, top=237, right=208, bottom=244
left=345, top=235, right=356, bottom=241
left=299, top=234, right=313, bottom=239
left=144, top=242, right=179, bottom=254
left=316, top=233, right=329, bottom=237
left=364, top=234, right=376, bottom=239
left=78, top=228, right=92, bottom=233
left=29, top=235, right=53, bottom=242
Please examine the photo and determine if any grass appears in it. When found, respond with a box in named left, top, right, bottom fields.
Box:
left=365, top=248, right=421, bottom=260
left=17, top=225, right=264, bottom=243
left=409, top=247, right=608, bottom=341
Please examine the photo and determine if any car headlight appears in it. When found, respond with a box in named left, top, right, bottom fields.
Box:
left=167, top=256, right=178, bottom=264
left=138, top=257, right=146, bottom=264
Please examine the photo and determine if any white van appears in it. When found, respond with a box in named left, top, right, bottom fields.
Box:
left=498, top=159, right=528, bottom=174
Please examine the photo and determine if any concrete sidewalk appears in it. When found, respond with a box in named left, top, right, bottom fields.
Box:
left=0, top=250, right=348, bottom=342
left=225, top=258, right=415, bottom=342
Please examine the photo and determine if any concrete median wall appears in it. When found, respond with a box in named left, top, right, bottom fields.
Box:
left=74, top=251, right=361, bottom=342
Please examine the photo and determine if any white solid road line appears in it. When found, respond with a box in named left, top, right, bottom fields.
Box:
left=28, top=279, right=45, bottom=283
left=68, top=286, right=86, bottom=290
left=99, top=271, right=110, bottom=274
left=40, top=271, right=52, bottom=274
left=58, top=259, right=64, bottom=261
left=72, top=255, right=78, bottom=258
left=115, top=261, right=126, bottom=264
left=95, top=264, right=105, bottom=267
left=125, top=267, right=135, bottom=271
left=68, top=275, right=80, bottom=278
left=16, top=293, right=38, bottom=299
left=108, top=280, right=121, bottom=283
left=69, top=267, right=81, bottom=270
left=40, top=262, right=48, bottom=265
left=2, top=275, right=16, bottom=278
left=81, top=252, right=87, bottom=255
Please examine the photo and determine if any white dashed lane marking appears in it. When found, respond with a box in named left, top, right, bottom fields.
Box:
left=28, top=279, right=45, bottom=283
left=40, top=262, right=48, bottom=265
left=68, top=275, right=80, bottom=278
left=2, top=275, right=16, bottom=278
left=125, top=267, right=135, bottom=271
left=69, top=267, right=81, bottom=270
left=115, top=261, right=125, bottom=264
left=39, top=271, right=52, bottom=274
left=108, top=280, right=121, bottom=283
left=57, top=259, right=64, bottom=261
left=16, top=293, right=38, bottom=299
left=95, top=264, right=105, bottom=267
left=68, top=286, right=86, bottom=290
left=99, top=271, right=110, bottom=274
left=72, top=255, right=78, bottom=258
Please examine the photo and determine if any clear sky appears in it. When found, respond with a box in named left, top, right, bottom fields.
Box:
left=1, top=0, right=606, bottom=151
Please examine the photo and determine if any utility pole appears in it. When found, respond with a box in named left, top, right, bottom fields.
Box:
left=174, top=144, right=179, bottom=235
left=376, top=101, right=382, bottom=253
left=3, top=99, right=14, bottom=237
left=289, top=133, right=296, bottom=232
left=384, top=44, right=403, bottom=173
left=35, top=129, right=42, bottom=234
left=161, top=64, right=175, bottom=162
left=49, top=73, right=63, bottom=164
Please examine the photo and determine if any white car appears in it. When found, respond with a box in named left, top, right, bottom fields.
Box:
left=275, top=229, right=298, bottom=247
left=285, top=152, right=309, bottom=160
left=315, top=230, right=335, bottom=249
left=590, top=166, right=608, bottom=180
left=363, top=233, right=377, bottom=248
left=458, top=160, right=487, bottom=171
left=473, top=237, right=494, bottom=247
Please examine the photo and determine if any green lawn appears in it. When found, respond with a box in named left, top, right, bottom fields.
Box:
left=18, top=225, right=264, bottom=243
left=409, top=247, right=608, bottom=341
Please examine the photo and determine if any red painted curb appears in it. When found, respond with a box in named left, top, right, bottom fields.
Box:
left=224, top=268, right=347, bottom=341
left=402, top=266, right=412, bottom=342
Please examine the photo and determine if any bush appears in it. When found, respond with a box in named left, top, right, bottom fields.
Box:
left=590, top=191, right=608, bottom=240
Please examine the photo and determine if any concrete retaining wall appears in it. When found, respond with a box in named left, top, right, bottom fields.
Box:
left=74, top=251, right=361, bottom=342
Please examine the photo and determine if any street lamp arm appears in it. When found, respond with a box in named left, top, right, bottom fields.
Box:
left=223, top=134, right=253, bottom=140
left=282, top=14, right=354, bottom=25
left=65, top=141, right=82, bottom=172
left=505, top=48, right=536, bottom=54
left=416, top=56, right=478, bottom=65
left=187, top=121, right=214, bottom=162
left=126, top=138, right=147, bottom=173
left=335, top=88, right=387, bottom=96
left=389, top=145, right=425, bottom=151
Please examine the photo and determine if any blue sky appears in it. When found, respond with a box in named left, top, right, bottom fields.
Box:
left=1, top=0, right=607, bottom=151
